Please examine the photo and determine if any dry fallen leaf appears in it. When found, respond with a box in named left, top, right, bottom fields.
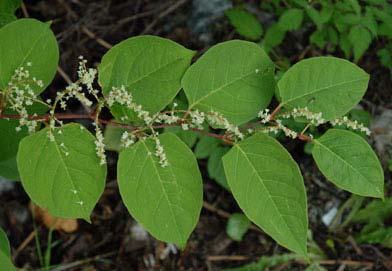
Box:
left=29, top=202, right=78, bottom=233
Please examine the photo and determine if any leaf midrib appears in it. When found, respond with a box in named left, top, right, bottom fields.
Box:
left=313, top=139, right=374, bottom=187
left=51, top=131, right=87, bottom=214
left=234, top=144, right=304, bottom=253
left=281, top=77, right=368, bottom=105
left=188, top=70, right=257, bottom=109
left=140, top=140, right=183, bottom=244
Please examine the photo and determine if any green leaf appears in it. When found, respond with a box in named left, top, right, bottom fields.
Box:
left=0, top=251, right=15, bottom=271
left=0, top=0, right=21, bottom=13
left=0, top=12, right=16, bottom=28
left=225, top=8, right=263, bottom=40
left=0, top=119, right=28, bottom=164
left=278, top=57, right=369, bottom=120
left=339, top=34, right=352, bottom=58
left=182, top=40, right=275, bottom=125
left=0, top=228, right=10, bottom=257
left=164, top=126, right=198, bottom=148
left=349, top=26, right=372, bottom=62
left=278, top=9, right=304, bottom=31
left=312, top=129, right=384, bottom=198
left=117, top=133, right=203, bottom=247
left=17, top=123, right=107, bottom=220
left=98, top=35, right=195, bottom=122
left=356, top=227, right=392, bottom=247
left=0, top=103, right=48, bottom=180
left=348, top=0, right=361, bottom=15
left=226, top=213, right=251, bottom=241
left=362, top=9, right=378, bottom=37
left=0, top=228, right=15, bottom=271
left=305, top=6, right=323, bottom=29
left=222, top=133, right=308, bottom=256
left=352, top=198, right=392, bottom=224
left=103, top=124, right=127, bottom=152
left=0, top=119, right=27, bottom=180
left=262, top=24, right=286, bottom=52
left=0, top=19, right=59, bottom=94
left=310, top=30, right=327, bottom=48
left=194, top=135, right=221, bottom=159
left=208, top=146, right=230, bottom=190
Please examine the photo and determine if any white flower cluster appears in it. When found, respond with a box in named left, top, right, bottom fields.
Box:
left=330, top=116, right=371, bottom=136
left=281, top=107, right=326, bottom=126
left=77, top=56, right=98, bottom=95
left=121, top=131, right=136, bottom=148
left=107, top=86, right=153, bottom=125
left=206, top=111, right=244, bottom=139
left=154, top=103, right=180, bottom=125
left=153, top=136, right=168, bottom=167
left=189, top=110, right=205, bottom=129
left=93, top=123, right=106, bottom=165
left=275, top=119, right=298, bottom=139
left=5, top=65, right=44, bottom=133
left=258, top=109, right=271, bottom=124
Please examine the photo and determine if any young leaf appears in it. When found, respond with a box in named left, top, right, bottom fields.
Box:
left=0, top=0, right=21, bottom=13
left=17, top=123, right=107, bottom=220
left=117, top=133, right=203, bottom=247
left=0, top=19, right=59, bottom=94
left=262, top=24, right=286, bottom=52
left=312, top=129, right=384, bottom=198
left=182, top=40, right=275, bottom=125
left=222, top=133, right=308, bottom=256
left=278, top=57, right=369, bottom=120
left=278, top=9, right=304, bottom=31
left=0, top=0, right=21, bottom=28
left=194, top=135, right=221, bottom=159
left=207, top=146, right=230, bottom=190
left=164, top=126, right=198, bottom=148
left=98, top=36, right=195, bottom=122
left=225, top=8, right=263, bottom=40
left=0, top=119, right=28, bottom=180
left=226, top=213, right=251, bottom=241
left=348, top=26, right=372, bottom=62
left=103, top=124, right=127, bottom=152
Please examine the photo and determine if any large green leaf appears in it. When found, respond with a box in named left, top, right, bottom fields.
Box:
left=278, top=57, right=369, bottom=120
left=182, top=40, right=275, bottom=125
left=0, top=19, right=59, bottom=94
left=17, top=123, right=107, bottom=220
left=98, top=35, right=195, bottom=122
left=117, top=133, right=203, bottom=247
left=312, top=129, right=384, bottom=198
left=225, top=8, right=263, bottom=40
left=222, top=133, right=308, bottom=256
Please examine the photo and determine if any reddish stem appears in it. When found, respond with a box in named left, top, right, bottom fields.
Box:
left=0, top=112, right=232, bottom=143
left=269, top=103, right=282, bottom=120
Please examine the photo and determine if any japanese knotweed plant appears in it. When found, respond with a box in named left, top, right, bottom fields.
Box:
left=0, top=18, right=385, bottom=258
